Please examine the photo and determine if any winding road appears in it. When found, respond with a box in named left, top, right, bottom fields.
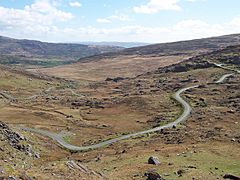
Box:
left=18, top=63, right=239, bottom=151
left=214, top=63, right=240, bottom=73
left=21, top=85, right=198, bottom=151
left=215, top=74, right=234, bottom=83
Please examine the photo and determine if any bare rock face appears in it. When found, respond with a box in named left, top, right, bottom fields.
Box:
left=148, top=156, right=161, bottom=165
left=144, top=172, right=162, bottom=180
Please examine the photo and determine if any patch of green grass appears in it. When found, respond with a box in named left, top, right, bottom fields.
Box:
left=0, top=74, right=47, bottom=90
left=165, top=151, right=240, bottom=179
left=0, top=55, right=76, bottom=68
left=170, top=94, right=184, bottom=117
left=89, top=148, right=240, bottom=180
left=62, top=135, right=72, bottom=144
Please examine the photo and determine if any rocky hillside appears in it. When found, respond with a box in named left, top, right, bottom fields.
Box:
left=202, top=45, right=240, bottom=65
left=156, top=45, right=240, bottom=74
left=0, top=36, right=123, bottom=66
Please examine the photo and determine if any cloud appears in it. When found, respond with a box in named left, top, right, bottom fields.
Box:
left=96, top=14, right=131, bottom=23
left=0, top=1, right=239, bottom=43
left=229, top=16, right=240, bottom=27
left=133, top=0, right=181, bottom=14
left=0, top=0, right=73, bottom=29
left=96, top=18, right=111, bottom=23
left=133, top=0, right=207, bottom=14
left=110, top=14, right=131, bottom=21
left=52, top=18, right=240, bottom=42
left=185, top=0, right=207, bottom=2
left=5, top=17, right=237, bottom=43
left=69, top=1, right=82, bottom=8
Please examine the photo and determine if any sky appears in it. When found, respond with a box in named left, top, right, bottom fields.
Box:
left=0, top=0, right=240, bottom=43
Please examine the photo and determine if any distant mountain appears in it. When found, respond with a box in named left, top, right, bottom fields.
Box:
left=77, top=33, right=240, bottom=63
left=0, top=36, right=123, bottom=67
left=78, top=42, right=150, bottom=48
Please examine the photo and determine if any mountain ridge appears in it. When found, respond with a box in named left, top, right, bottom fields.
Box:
left=0, top=35, right=123, bottom=67
left=76, top=33, right=240, bottom=63
left=77, top=41, right=150, bottom=48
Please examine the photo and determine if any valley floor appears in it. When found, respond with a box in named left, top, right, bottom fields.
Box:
left=0, top=56, right=239, bottom=179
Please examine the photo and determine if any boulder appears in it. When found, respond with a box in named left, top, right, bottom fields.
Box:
left=148, top=156, right=161, bottom=165
left=145, top=172, right=162, bottom=180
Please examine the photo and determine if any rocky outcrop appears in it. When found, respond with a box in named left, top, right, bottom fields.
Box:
left=207, top=45, right=240, bottom=65
left=158, top=59, right=214, bottom=73
left=0, top=122, right=25, bottom=144
left=0, top=121, right=39, bottom=158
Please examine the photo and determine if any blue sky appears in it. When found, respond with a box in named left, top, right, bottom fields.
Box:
left=0, top=0, right=240, bottom=43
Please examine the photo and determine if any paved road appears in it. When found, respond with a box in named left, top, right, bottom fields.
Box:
left=214, top=63, right=240, bottom=73
left=21, top=85, right=198, bottom=151
left=20, top=63, right=240, bottom=151
left=215, top=74, right=233, bottom=83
